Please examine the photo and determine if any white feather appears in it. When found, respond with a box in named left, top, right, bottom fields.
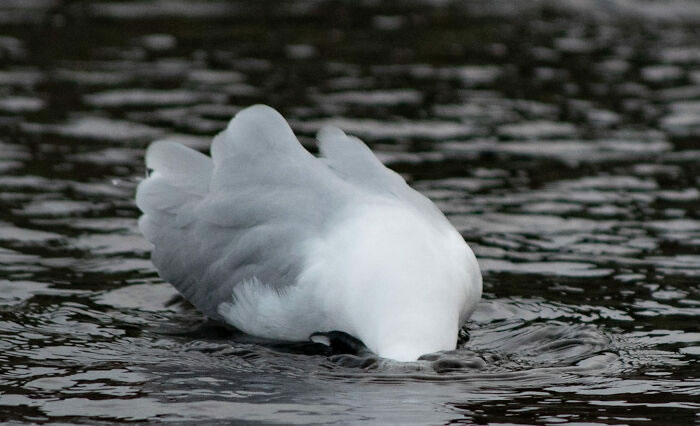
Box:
left=135, top=104, right=482, bottom=361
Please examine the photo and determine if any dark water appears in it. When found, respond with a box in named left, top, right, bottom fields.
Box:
left=1, top=0, right=699, bottom=423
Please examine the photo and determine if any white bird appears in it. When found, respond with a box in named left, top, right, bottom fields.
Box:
left=135, top=105, right=482, bottom=362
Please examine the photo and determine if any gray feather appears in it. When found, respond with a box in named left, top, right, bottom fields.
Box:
left=136, top=105, right=446, bottom=322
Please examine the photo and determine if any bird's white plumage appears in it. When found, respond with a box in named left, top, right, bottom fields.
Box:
left=136, top=104, right=482, bottom=361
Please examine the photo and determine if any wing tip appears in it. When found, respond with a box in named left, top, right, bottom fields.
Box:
left=145, top=140, right=179, bottom=170
left=229, top=104, right=285, bottom=130
left=316, top=125, right=346, bottom=144
left=212, top=104, right=302, bottom=163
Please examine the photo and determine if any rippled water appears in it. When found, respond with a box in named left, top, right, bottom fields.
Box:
left=1, top=0, right=699, bottom=423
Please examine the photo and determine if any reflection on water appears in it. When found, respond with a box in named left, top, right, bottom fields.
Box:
left=1, top=0, right=699, bottom=423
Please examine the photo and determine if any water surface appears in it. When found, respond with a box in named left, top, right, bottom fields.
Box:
left=0, top=0, right=699, bottom=424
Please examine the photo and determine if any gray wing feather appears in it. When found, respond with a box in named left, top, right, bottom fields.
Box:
left=317, top=125, right=449, bottom=225
left=138, top=106, right=351, bottom=321
left=137, top=105, right=447, bottom=322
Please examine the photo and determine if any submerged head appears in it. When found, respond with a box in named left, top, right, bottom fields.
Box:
left=354, top=261, right=481, bottom=362
left=305, top=201, right=482, bottom=362
left=370, top=313, right=462, bottom=362
left=328, top=216, right=482, bottom=361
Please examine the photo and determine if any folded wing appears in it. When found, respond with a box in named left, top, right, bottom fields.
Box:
left=137, top=106, right=348, bottom=321
left=136, top=105, right=450, bottom=325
